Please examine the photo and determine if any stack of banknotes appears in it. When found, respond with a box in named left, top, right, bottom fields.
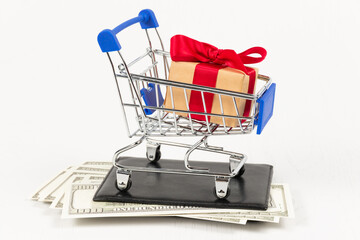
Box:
left=31, top=161, right=294, bottom=225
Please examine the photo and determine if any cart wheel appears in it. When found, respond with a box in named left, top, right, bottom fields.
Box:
left=214, top=176, right=230, bottom=199
left=146, top=145, right=161, bottom=162
left=230, top=165, right=245, bottom=178
left=213, top=187, right=230, bottom=199
left=116, top=179, right=132, bottom=192
left=236, top=166, right=246, bottom=177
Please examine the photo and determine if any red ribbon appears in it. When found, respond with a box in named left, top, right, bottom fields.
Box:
left=170, top=35, right=267, bottom=121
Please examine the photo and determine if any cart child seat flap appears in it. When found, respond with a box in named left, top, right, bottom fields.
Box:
left=140, top=83, right=164, bottom=115
left=256, top=83, right=276, bottom=135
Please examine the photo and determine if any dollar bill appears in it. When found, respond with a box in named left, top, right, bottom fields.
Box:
left=50, top=175, right=106, bottom=209
left=61, top=182, right=245, bottom=218
left=61, top=181, right=289, bottom=219
left=180, top=184, right=294, bottom=223
left=38, top=166, right=109, bottom=202
left=48, top=175, right=251, bottom=224
left=81, top=162, right=113, bottom=168
left=32, top=162, right=294, bottom=224
left=31, top=166, right=75, bottom=200
left=49, top=175, right=92, bottom=209
left=184, top=214, right=279, bottom=223
left=48, top=175, right=249, bottom=224
left=181, top=215, right=247, bottom=225
left=57, top=177, right=279, bottom=223
left=183, top=184, right=294, bottom=221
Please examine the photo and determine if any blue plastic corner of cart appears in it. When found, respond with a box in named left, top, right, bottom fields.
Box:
left=98, top=29, right=121, bottom=52
left=255, top=83, right=276, bottom=135
left=138, top=9, right=159, bottom=29
left=140, top=83, right=164, bottom=115
left=98, top=9, right=158, bottom=52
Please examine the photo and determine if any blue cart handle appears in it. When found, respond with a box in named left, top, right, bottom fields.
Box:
left=98, top=9, right=159, bottom=53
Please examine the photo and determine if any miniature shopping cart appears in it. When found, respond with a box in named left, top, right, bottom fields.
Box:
left=97, top=9, right=276, bottom=199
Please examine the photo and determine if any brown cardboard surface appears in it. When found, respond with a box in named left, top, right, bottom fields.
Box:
left=164, top=61, right=257, bottom=127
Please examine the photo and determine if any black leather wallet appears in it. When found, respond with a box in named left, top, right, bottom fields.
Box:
left=93, top=157, right=273, bottom=210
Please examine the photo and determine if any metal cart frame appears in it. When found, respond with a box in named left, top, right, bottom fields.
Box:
left=97, top=9, right=275, bottom=198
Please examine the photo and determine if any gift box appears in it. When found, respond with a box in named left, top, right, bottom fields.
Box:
left=163, top=35, right=266, bottom=127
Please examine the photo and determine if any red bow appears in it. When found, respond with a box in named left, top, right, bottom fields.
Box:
left=170, top=34, right=267, bottom=122
left=170, top=35, right=267, bottom=74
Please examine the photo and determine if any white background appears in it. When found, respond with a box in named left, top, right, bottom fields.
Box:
left=1, top=0, right=360, bottom=239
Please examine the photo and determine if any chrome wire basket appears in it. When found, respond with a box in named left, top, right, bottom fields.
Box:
left=98, top=9, right=276, bottom=198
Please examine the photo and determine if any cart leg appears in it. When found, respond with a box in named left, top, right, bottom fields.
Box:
left=184, top=136, right=209, bottom=172
left=215, top=176, right=230, bottom=199
left=203, top=138, right=223, bottom=151
left=116, top=169, right=132, bottom=191
left=229, top=155, right=246, bottom=177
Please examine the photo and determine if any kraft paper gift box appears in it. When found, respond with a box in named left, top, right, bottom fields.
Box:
left=163, top=61, right=258, bottom=127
